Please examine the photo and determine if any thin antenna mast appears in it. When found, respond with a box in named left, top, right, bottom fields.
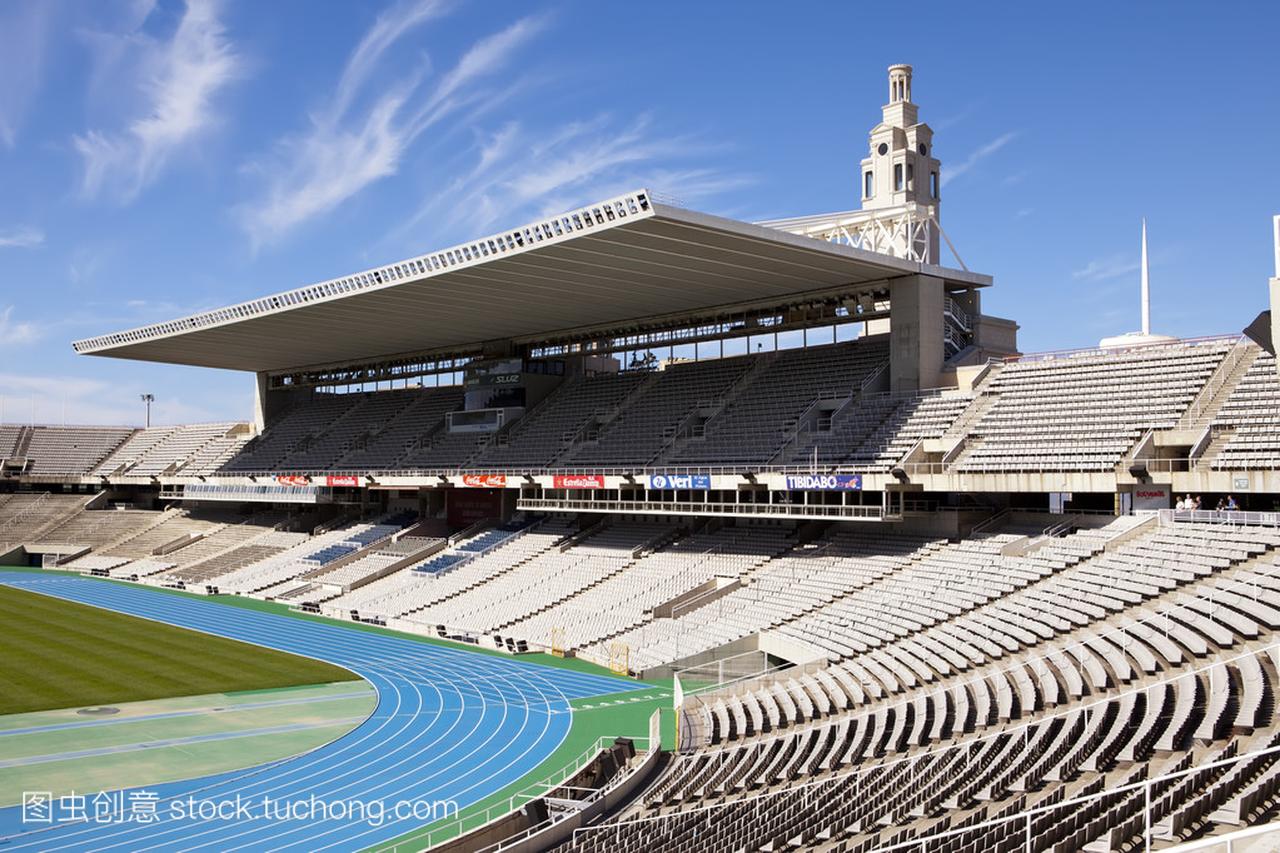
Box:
left=1141, top=219, right=1151, bottom=336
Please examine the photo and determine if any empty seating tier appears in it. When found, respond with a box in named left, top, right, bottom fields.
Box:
left=956, top=339, right=1232, bottom=472
left=671, top=338, right=890, bottom=466
left=559, top=518, right=1280, bottom=853
left=1211, top=351, right=1280, bottom=470
left=22, top=426, right=134, bottom=475
left=567, top=358, right=754, bottom=466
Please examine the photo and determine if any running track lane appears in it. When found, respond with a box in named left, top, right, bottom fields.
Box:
left=0, top=571, right=643, bottom=851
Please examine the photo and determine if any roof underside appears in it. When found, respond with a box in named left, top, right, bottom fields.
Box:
left=73, top=190, right=989, bottom=373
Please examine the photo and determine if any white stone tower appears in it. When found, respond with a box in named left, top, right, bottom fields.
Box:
left=861, top=65, right=941, bottom=216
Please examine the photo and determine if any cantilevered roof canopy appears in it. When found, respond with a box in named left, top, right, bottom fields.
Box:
left=73, top=190, right=989, bottom=373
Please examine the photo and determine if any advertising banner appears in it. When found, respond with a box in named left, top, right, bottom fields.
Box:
left=553, top=474, right=605, bottom=489
left=275, top=475, right=310, bottom=487
left=784, top=473, right=862, bottom=491
left=1133, top=486, right=1170, bottom=511
left=647, top=473, right=711, bottom=490
left=461, top=474, right=507, bottom=488
left=464, top=372, right=522, bottom=389
left=325, top=475, right=361, bottom=488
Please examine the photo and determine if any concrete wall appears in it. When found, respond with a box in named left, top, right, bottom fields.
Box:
left=973, top=313, right=1020, bottom=357
left=890, top=274, right=944, bottom=392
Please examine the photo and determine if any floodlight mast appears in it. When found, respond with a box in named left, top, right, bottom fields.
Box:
left=141, top=393, right=154, bottom=428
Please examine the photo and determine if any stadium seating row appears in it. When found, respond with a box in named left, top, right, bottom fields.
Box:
left=560, top=520, right=1280, bottom=852
left=5, top=337, right=1279, bottom=478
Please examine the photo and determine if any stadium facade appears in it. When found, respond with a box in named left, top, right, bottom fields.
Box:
left=11, top=67, right=1274, bottom=518
left=3, top=64, right=1280, bottom=852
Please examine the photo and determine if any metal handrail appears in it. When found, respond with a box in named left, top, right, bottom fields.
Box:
left=517, top=498, right=886, bottom=521
left=372, top=732, right=652, bottom=852
left=999, top=332, right=1241, bottom=365
left=588, top=626, right=1280, bottom=847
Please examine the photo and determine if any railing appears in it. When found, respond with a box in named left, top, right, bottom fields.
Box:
left=944, top=296, right=971, bottom=332
left=517, top=497, right=886, bottom=520
left=968, top=507, right=1010, bottom=536
left=1160, top=508, right=1280, bottom=527
left=124, top=437, right=1263, bottom=486
left=579, top=632, right=1280, bottom=851
left=1000, top=332, right=1241, bottom=365
left=1166, top=820, right=1280, bottom=852
left=183, top=483, right=330, bottom=504
left=370, top=733, right=652, bottom=852
left=864, top=742, right=1280, bottom=853
left=0, top=491, right=51, bottom=537
left=1180, top=337, right=1255, bottom=427
left=1132, top=457, right=1194, bottom=473
left=1040, top=514, right=1078, bottom=538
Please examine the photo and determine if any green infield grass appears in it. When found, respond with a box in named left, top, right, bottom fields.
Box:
left=0, top=584, right=359, bottom=715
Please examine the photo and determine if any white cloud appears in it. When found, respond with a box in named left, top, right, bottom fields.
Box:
left=0, top=226, right=44, bottom=249
left=327, top=0, right=452, bottom=123
left=0, top=3, right=53, bottom=147
left=387, top=114, right=748, bottom=248
left=0, top=306, right=41, bottom=346
left=1072, top=255, right=1140, bottom=282
left=74, top=0, right=241, bottom=203
left=941, top=132, right=1017, bottom=188
left=239, top=8, right=546, bottom=244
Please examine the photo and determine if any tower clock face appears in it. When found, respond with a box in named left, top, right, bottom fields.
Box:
left=918, top=143, right=928, bottom=155
left=877, top=143, right=888, bottom=156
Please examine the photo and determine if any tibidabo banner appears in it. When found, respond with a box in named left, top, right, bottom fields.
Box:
left=784, top=473, right=862, bottom=491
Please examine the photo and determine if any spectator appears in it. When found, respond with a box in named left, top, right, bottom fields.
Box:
left=1226, top=495, right=1240, bottom=511
left=1193, top=495, right=1203, bottom=510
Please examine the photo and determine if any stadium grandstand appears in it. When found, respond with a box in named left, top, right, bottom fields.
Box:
left=3, top=64, right=1280, bottom=852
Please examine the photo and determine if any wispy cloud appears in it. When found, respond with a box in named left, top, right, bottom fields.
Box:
left=1072, top=254, right=1140, bottom=282
left=238, top=4, right=547, bottom=244
left=0, top=306, right=42, bottom=347
left=0, top=226, right=45, bottom=249
left=74, top=0, right=241, bottom=203
left=326, top=0, right=453, bottom=123
left=941, top=131, right=1017, bottom=188
left=0, top=3, right=54, bottom=147
left=387, top=114, right=750, bottom=249
left=1002, top=169, right=1031, bottom=186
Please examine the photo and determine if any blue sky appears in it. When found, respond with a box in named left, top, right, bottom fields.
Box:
left=1, top=0, right=1277, bottom=426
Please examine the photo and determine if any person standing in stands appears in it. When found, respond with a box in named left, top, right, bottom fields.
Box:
left=1226, top=495, right=1240, bottom=512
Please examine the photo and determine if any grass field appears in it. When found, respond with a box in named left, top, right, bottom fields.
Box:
left=0, top=584, right=359, bottom=715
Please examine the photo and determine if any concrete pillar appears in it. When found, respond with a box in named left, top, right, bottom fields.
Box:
left=890, top=274, right=945, bottom=392
left=1270, top=276, right=1280, bottom=384
left=253, top=372, right=269, bottom=435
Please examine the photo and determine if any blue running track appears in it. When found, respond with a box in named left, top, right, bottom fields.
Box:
left=0, top=571, right=642, bottom=852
